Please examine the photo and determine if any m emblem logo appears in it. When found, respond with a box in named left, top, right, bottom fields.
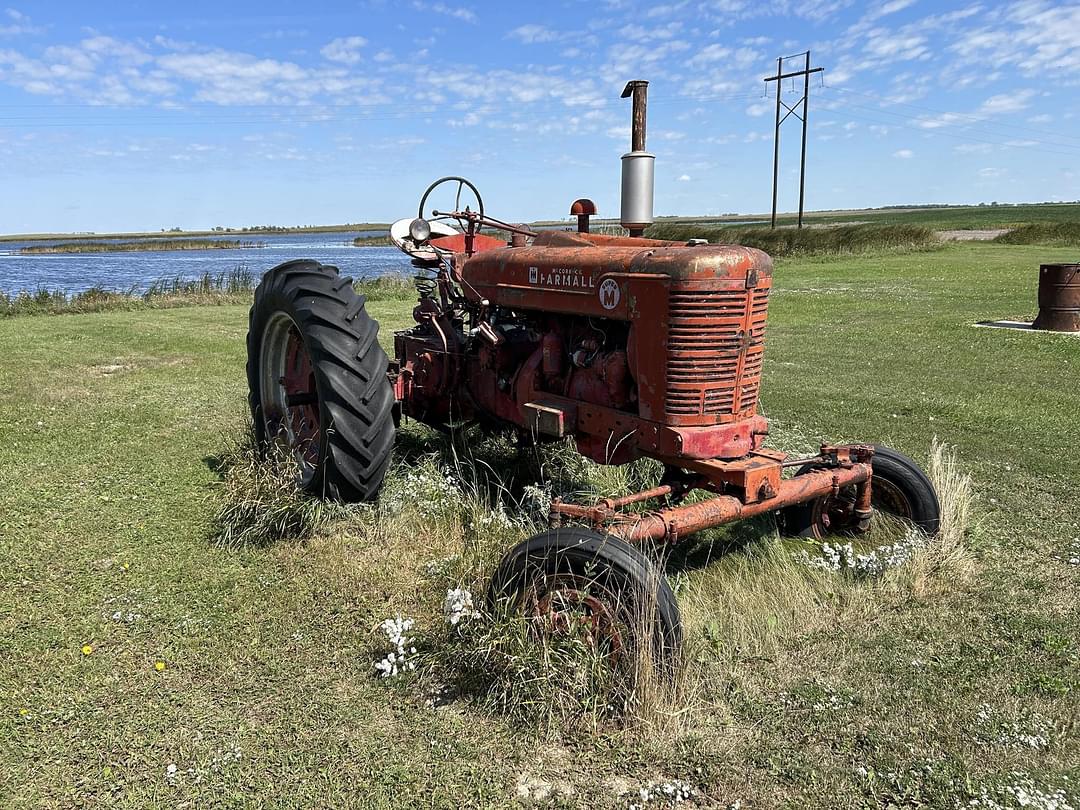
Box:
left=599, top=278, right=620, bottom=310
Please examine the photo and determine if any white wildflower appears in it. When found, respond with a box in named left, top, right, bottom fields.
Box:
left=628, top=779, right=696, bottom=807
left=373, top=616, right=416, bottom=678
left=443, top=587, right=475, bottom=626
left=795, top=526, right=929, bottom=577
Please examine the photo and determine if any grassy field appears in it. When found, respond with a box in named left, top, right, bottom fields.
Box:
left=646, top=202, right=1080, bottom=231
left=1, top=243, right=1078, bottom=808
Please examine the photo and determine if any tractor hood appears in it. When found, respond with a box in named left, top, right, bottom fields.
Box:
left=458, top=230, right=773, bottom=320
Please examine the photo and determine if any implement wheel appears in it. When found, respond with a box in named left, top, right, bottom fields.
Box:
left=488, top=527, right=682, bottom=674
left=782, top=445, right=940, bottom=539
left=247, top=259, right=395, bottom=501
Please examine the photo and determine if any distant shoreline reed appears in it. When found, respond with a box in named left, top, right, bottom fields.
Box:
left=1, top=270, right=414, bottom=317
left=18, top=238, right=266, bottom=255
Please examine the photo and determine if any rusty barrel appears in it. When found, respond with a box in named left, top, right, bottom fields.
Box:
left=1033, top=264, right=1080, bottom=333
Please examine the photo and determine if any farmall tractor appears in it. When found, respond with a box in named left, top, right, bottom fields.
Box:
left=247, top=81, right=939, bottom=666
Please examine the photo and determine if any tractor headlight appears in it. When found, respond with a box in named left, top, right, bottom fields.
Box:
left=409, top=217, right=432, bottom=243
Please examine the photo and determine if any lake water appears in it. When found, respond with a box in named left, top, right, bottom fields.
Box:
left=0, top=230, right=416, bottom=295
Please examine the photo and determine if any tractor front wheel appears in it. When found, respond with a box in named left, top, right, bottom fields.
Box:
left=781, top=445, right=940, bottom=539
left=246, top=259, right=395, bottom=501
left=488, top=527, right=682, bottom=674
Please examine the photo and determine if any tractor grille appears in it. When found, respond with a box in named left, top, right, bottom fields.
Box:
left=665, top=286, right=769, bottom=418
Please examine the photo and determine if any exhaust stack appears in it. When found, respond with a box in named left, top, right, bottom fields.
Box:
left=620, top=80, right=654, bottom=237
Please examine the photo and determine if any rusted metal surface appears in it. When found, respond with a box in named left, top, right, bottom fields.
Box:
left=570, top=198, right=597, bottom=233
left=385, top=78, right=908, bottom=552
left=1033, top=263, right=1080, bottom=333
left=621, top=81, right=649, bottom=153
left=549, top=446, right=875, bottom=544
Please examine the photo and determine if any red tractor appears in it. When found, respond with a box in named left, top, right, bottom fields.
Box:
left=246, top=81, right=939, bottom=666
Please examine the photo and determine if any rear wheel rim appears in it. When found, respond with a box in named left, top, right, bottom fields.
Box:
left=259, top=312, right=321, bottom=485
left=524, top=573, right=626, bottom=663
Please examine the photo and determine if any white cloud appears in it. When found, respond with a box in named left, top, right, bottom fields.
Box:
left=978, top=167, right=1006, bottom=178
left=678, top=173, right=691, bottom=181
left=618, top=22, right=682, bottom=42
left=977, top=89, right=1035, bottom=115
left=745, top=102, right=769, bottom=117
left=605, top=39, right=689, bottom=77
left=876, top=0, right=917, bottom=16
left=506, top=24, right=560, bottom=44
left=686, top=43, right=730, bottom=67
left=646, top=2, right=689, bottom=18
left=320, top=36, right=366, bottom=65
left=951, top=0, right=1080, bottom=76
left=862, top=30, right=929, bottom=61
left=412, top=1, right=477, bottom=23
left=893, top=148, right=914, bottom=158
left=0, top=7, right=43, bottom=36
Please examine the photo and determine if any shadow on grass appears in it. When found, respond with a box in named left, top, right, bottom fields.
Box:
left=202, top=454, right=228, bottom=480
left=663, top=514, right=780, bottom=576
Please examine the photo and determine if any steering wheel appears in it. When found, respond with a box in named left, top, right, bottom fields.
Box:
left=417, top=176, right=485, bottom=232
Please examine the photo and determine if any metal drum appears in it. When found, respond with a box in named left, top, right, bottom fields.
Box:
left=1033, top=264, right=1080, bottom=332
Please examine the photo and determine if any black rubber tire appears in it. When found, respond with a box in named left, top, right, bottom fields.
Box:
left=782, top=445, right=940, bottom=539
left=247, top=259, right=395, bottom=501
left=488, top=527, right=682, bottom=672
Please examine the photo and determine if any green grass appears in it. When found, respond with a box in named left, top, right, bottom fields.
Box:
left=1, top=242, right=1079, bottom=807
left=994, top=221, right=1080, bottom=246
left=644, top=222, right=938, bottom=255
left=352, top=235, right=393, bottom=246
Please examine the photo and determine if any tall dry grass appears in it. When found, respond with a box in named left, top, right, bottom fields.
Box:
left=994, top=221, right=1080, bottom=246
left=883, top=438, right=975, bottom=594
left=209, top=429, right=366, bottom=548
left=209, top=427, right=975, bottom=738
left=645, top=222, right=939, bottom=256
left=0, top=269, right=416, bottom=318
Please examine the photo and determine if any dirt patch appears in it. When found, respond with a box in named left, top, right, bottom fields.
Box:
left=86, top=356, right=193, bottom=376
left=936, top=229, right=1009, bottom=241
left=92, top=363, right=134, bottom=376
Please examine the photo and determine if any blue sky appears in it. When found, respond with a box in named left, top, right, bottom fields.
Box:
left=0, top=0, right=1077, bottom=233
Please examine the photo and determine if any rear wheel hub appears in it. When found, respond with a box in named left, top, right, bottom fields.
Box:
left=259, top=312, right=321, bottom=484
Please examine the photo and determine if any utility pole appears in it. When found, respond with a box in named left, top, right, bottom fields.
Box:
left=764, top=51, right=823, bottom=229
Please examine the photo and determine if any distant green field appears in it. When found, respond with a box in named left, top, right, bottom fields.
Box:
left=644, top=202, right=1080, bottom=231
left=1, top=242, right=1078, bottom=807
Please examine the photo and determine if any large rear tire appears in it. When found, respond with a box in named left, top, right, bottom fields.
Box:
left=246, top=259, right=395, bottom=501
left=489, top=527, right=683, bottom=674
